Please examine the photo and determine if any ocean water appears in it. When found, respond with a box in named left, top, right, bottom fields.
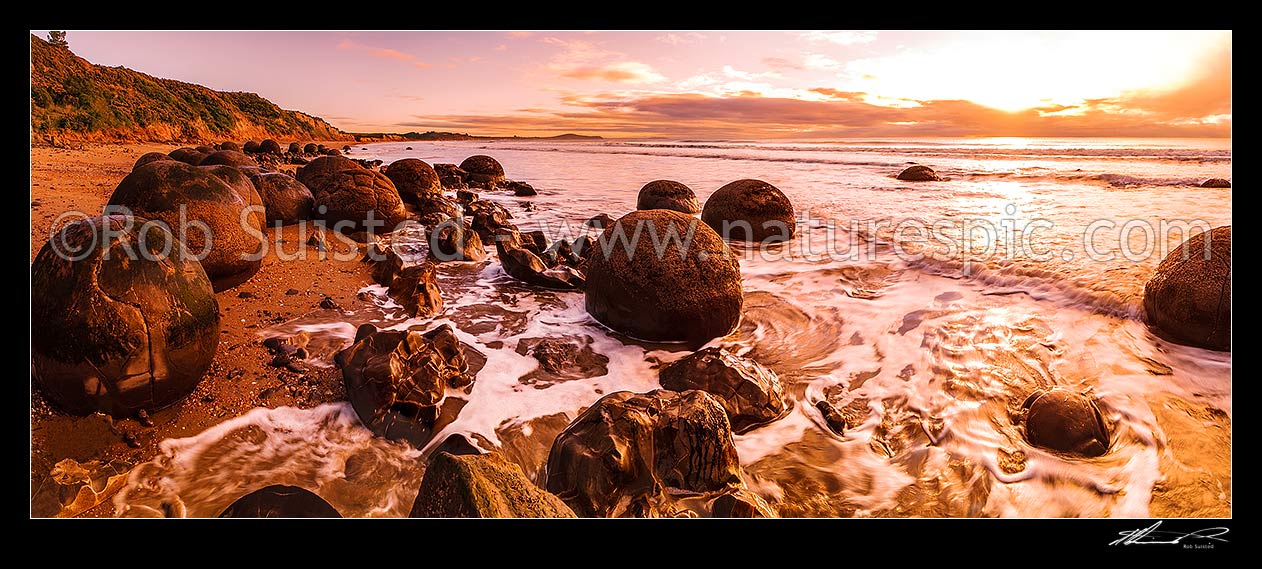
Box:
left=115, top=137, right=1232, bottom=518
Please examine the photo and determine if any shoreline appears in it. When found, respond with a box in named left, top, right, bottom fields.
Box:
left=30, top=141, right=366, bottom=517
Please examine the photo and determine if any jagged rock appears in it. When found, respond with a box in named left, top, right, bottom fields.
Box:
left=410, top=451, right=576, bottom=518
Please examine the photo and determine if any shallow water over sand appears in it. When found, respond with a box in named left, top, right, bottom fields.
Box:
left=115, top=138, right=1231, bottom=517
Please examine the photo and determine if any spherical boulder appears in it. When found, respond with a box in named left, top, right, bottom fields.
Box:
left=459, top=155, right=506, bottom=183
left=897, top=165, right=940, bottom=181
left=1020, top=390, right=1111, bottom=457
left=198, top=165, right=266, bottom=228
left=637, top=180, right=700, bottom=214
left=219, top=141, right=241, bottom=152
left=107, top=161, right=264, bottom=290
left=585, top=210, right=742, bottom=345
left=303, top=143, right=318, bottom=154
left=259, top=139, right=282, bottom=154
left=133, top=152, right=171, bottom=170
left=249, top=172, right=315, bottom=226
left=1142, top=226, right=1231, bottom=351
left=219, top=485, right=341, bottom=518
left=384, top=158, right=443, bottom=204
left=297, top=158, right=408, bottom=233
left=167, top=147, right=207, bottom=166
left=287, top=141, right=302, bottom=154
left=31, top=215, right=220, bottom=417
left=1201, top=178, right=1231, bottom=188
left=242, top=140, right=261, bottom=154
left=701, top=179, right=795, bottom=243
left=198, top=150, right=258, bottom=168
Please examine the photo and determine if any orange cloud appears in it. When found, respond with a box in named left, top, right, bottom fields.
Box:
left=507, top=31, right=534, bottom=39
left=338, top=39, right=431, bottom=68
left=558, top=62, right=666, bottom=84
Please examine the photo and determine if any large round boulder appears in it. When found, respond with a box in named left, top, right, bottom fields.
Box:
left=701, top=179, right=795, bottom=243
left=31, top=215, right=220, bottom=417
left=198, top=150, right=257, bottom=168
left=297, top=158, right=408, bottom=233
left=219, top=485, right=341, bottom=518
left=659, top=347, right=787, bottom=433
left=545, top=389, right=742, bottom=517
left=637, top=180, right=701, bottom=214
left=167, top=147, right=207, bottom=165
left=410, top=451, right=576, bottom=518
left=133, top=152, right=171, bottom=170
left=218, top=141, right=241, bottom=152
left=242, top=140, right=261, bottom=154
left=585, top=209, right=742, bottom=345
left=249, top=172, right=315, bottom=226
left=198, top=165, right=266, bottom=229
left=1200, top=178, right=1231, bottom=188
left=303, top=143, right=318, bottom=154
left=259, top=138, right=282, bottom=154
left=107, top=160, right=264, bottom=290
left=1020, top=390, right=1111, bottom=457
left=459, top=155, right=506, bottom=184
left=1142, top=226, right=1231, bottom=350
left=287, top=141, right=302, bottom=154
left=385, top=158, right=443, bottom=203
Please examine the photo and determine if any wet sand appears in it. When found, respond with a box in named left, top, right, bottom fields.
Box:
left=30, top=142, right=367, bottom=517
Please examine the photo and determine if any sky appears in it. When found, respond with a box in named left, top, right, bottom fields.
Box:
left=33, top=30, right=1231, bottom=138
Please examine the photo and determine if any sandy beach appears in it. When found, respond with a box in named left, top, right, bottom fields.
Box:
left=30, top=141, right=367, bottom=517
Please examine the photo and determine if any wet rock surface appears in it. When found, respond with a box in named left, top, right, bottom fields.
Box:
left=31, top=215, right=220, bottom=417
left=219, top=485, right=342, bottom=518
left=410, top=451, right=576, bottom=518
left=659, top=347, right=788, bottom=433
left=1143, top=226, right=1231, bottom=351
left=700, top=179, right=795, bottom=243
left=1020, top=390, right=1111, bottom=457
left=637, top=179, right=701, bottom=214
left=897, top=165, right=940, bottom=181
left=545, top=389, right=743, bottom=517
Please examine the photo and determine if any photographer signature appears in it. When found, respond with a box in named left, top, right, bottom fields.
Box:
left=1110, top=521, right=1229, bottom=546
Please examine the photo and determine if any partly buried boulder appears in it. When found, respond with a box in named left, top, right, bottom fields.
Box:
left=167, top=147, right=207, bottom=165
left=659, top=347, right=787, bottom=433
left=1142, top=226, right=1230, bottom=351
left=545, top=389, right=742, bottom=517
left=296, top=156, right=408, bottom=233
left=410, top=451, right=576, bottom=518
left=897, top=165, right=940, bottom=181
left=133, top=152, right=172, bottom=170
left=259, top=138, right=282, bottom=154
left=242, top=140, right=261, bottom=154
left=585, top=209, right=742, bottom=346
left=219, top=485, right=342, bottom=518
left=494, top=227, right=584, bottom=290
left=198, top=150, right=257, bottom=168
left=504, top=181, right=537, bottom=196
left=427, top=219, right=487, bottom=263
left=287, top=141, right=302, bottom=154
left=219, top=141, right=241, bottom=152
left=585, top=213, right=615, bottom=230
left=303, top=143, right=318, bottom=154
left=701, top=179, right=795, bottom=243
left=459, top=155, right=506, bottom=184
left=384, top=158, right=443, bottom=203
left=248, top=172, right=315, bottom=226
left=1201, top=178, right=1231, bottom=188
left=335, top=324, right=474, bottom=448
left=107, top=160, right=264, bottom=290
left=1020, top=390, right=1111, bottom=457
left=30, top=215, right=220, bottom=417
left=637, top=180, right=700, bottom=214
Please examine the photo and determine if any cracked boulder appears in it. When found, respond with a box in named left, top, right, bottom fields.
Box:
left=336, top=324, right=474, bottom=447
left=494, top=227, right=584, bottom=290
left=659, top=347, right=788, bottom=433
left=31, top=215, right=220, bottom=417
left=545, top=389, right=743, bottom=517
left=296, top=156, right=408, bottom=233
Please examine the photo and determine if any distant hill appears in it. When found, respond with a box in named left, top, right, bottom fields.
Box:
left=30, top=34, right=350, bottom=145
left=351, top=131, right=604, bottom=142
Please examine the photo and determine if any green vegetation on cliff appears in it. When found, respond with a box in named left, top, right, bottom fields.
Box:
left=30, top=34, right=349, bottom=143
